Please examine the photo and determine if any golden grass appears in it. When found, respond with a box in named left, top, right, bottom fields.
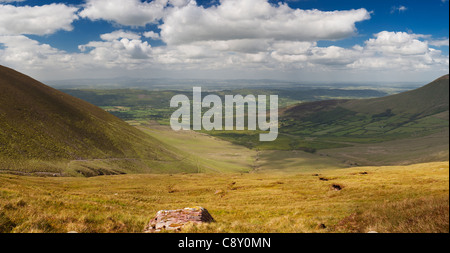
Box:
left=0, top=162, right=448, bottom=233
left=336, top=195, right=449, bottom=233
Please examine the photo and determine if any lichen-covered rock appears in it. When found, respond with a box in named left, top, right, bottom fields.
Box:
left=144, top=206, right=215, bottom=232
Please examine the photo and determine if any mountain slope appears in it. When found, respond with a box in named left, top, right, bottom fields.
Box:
left=0, top=65, right=195, bottom=176
left=284, top=75, right=448, bottom=119
left=342, top=75, right=449, bottom=116
left=281, top=74, right=449, bottom=165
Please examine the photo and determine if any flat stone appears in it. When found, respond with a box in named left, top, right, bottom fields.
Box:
left=144, top=206, right=215, bottom=233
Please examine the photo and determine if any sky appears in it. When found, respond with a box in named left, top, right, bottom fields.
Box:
left=0, top=0, right=448, bottom=84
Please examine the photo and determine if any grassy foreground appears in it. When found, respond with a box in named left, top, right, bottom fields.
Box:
left=0, top=162, right=448, bottom=233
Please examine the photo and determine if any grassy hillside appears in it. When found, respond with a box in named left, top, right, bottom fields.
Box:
left=278, top=75, right=449, bottom=164
left=282, top=74, right=449, bottom=141
left=0, top=65, right=196, bottom=176
left=343, top=75, right=449, bottom=115
left=0, top=161, right=447, bottom=233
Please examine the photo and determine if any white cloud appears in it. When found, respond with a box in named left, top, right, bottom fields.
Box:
left=79, top=0, right=168, bottom=26
left=143, top=31, right=161, bottom=40
left=0, top=3, right=79, bottom=35
left=100, top=30, right=141, bottom=41
left=364, top=31, right=429, bottom=56
left=78, top=0, right=370, bottom=44
left=349, top=32, right=448, bottom=71
left=391, top=5, right=407, bottom=14
left=160, top=0, right=371, bottom=45
left=71, top=0, right=375, bottom=73
left=2, top=30, right=447, bottom=81
left=0, top=34, right=154, bottom=77
left=168, top=0, right=190, bottom=8
left=0, top=35, right=75, bottom=70
left=79, top=32, right=153, bottom=64
left=129, top=30, right=447, bottom=74
left=429, top=38, right=450, bottom=47
left=0, top=0, right=447, bottom=82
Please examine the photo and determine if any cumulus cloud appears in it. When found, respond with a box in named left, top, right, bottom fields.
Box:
left=1, top=30, right=447, bottom=79
left=349, top=31, right=448, bottom=70
left=0, top=0, right=447, bottom=81
left=79, top=31, right=153, bottom=65
left=78, top=0, right=370, bottom=44
left=71, top=0, right=376, bottom=72
left=0, top=35, right=75, bottom=70
left=79, top=0, right=168, bottom=26
left=129, top=30, right=447, bottom=73
left=0, top=3, right=79, bottom=35
left=0, top=34, right=153, bottom=75
left=160, top=0, right=371, bottom=45
left=364, top=31, right=429, bottom=55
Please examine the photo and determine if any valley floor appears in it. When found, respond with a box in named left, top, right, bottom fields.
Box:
left=137, top=121, right=346, bottom=174
left=0, top=162, right=448, bottom=233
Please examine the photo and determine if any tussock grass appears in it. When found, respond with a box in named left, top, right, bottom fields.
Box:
left=337, top=195, right=449, bottom=233
left=0, top=162, right=447, bottom=233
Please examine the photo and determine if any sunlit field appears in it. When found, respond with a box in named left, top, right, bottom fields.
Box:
left=1, top=162, right=447, bottom=233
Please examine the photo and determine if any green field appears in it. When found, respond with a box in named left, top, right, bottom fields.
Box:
left=60, top=87, right=387, bottom=125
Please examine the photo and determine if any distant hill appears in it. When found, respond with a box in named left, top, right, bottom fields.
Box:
left=342, top=74, right=449, bottom=116
left=284, top=74, right=449, bottom=119
left=0, top=65, right=195, bottom=176
left=281, top=74, right=449, bottom=165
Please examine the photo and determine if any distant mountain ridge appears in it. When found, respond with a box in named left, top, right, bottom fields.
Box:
left=342, top=74, right=449, bottom=116
left=284, top=74, right=449, bottom=119
left=281, top=74, right=449, bottom=165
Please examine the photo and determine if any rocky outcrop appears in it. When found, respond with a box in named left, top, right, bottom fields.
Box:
left=144, top=207, right=215, bottom=232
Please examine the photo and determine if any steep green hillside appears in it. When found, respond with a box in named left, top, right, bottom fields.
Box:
left=343, top=75, right=449, bottom=116
left=276, top=74, right=449, bottom=165
left=0, top=65, right=195, bottom=176
left=282, top=75, right=449, bottom=142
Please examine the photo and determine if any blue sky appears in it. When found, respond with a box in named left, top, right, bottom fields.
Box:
left=0, top=0, right=448, bottom=83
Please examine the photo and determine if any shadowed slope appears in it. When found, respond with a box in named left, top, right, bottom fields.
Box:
left=0, top=65, right=195, bottom=175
